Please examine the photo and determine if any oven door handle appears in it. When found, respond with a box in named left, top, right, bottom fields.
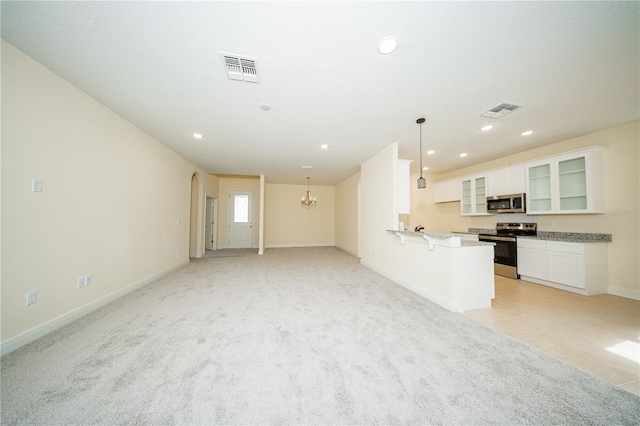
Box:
left=479, top=235, right=517, bottom=242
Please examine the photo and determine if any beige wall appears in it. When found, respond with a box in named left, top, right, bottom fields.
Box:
left=1, top=40, right=215, bottom=345
left=402, top=173, right=440, bottom=233
left=334, top=172, right=360, bottom=256
left=264, top=183, right=335, bottom=247
left=409, top=121, right=640, bottom=296
left=360, top=144, right=398, bottom=264
left=217, top=176, right=261, bottom=249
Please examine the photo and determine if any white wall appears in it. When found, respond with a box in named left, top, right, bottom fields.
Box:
left=1, top=40, right=215, bottom=349
left=265, top=183, right=335, bottom=248
left=360, top=144, right=398, bottom=265
left=334, top=172, right=360, bottom=257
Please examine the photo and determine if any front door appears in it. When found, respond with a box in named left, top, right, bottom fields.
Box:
left=228, top=190, right=253, bottom=248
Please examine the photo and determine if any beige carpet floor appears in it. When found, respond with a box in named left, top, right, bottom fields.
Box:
left=1, top=247, right=639, bottom=425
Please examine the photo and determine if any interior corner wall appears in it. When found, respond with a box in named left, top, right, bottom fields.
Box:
left=360, top=143, right=398, bottom=267
left=0, top=40, right=209, bottom=347
left=264, top=183, right=335, bottom=248
left=334, top=172, right=360, bottom=257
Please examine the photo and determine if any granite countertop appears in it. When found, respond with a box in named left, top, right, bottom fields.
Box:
left=387, top=230, right=494, bottom=247
left=519, top=232, right=612, bottom=243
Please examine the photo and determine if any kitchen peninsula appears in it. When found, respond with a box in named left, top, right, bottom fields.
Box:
left=375, top=231, right=496, bottom=312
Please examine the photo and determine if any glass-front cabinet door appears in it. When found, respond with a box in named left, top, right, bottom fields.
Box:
left=475, top=177, right=487, bottom=214
left=527, top=163, right=552, bottom=213
left=461, top=175, right=488, bottom=216
left=558, top=156, right=587, bottom=211
left=461, top=179, right=472, bottom=214
left=524, top=147, right=604, bottom=215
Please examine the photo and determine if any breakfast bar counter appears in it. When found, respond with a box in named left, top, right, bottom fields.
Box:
left=368, top=231, right=495, bottom=312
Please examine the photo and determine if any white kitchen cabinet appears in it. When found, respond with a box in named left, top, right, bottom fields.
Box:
left=434, top=178, right=461, bottom=203
left=461, top=174, right=488, bottom=215
left=525, top=147, right=604, bottom=214
left=398, top=159, right=412, bottom=214
left=517, top=239, right=547, bottom=280
left=517, top=238, right=608, bottom=295
left=486, top=165, right=525, bottom=196
left=547, top=242, right=585, bottom=288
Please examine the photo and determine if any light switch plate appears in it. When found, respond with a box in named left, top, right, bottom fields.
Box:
left=32, top=179, right=43, bottom=192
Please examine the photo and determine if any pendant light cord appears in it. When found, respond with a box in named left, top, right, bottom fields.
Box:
left=419, top=122, right=423, bottom=178
left=417, top=117, right=425, bottom=178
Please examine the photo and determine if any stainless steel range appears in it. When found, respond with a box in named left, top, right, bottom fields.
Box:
left=479, top=223, right=537, bottom=279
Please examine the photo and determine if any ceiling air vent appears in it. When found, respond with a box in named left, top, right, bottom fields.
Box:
left=221, top=53, right=259, bottom=83
left=481, top=102, right=521, bottom=119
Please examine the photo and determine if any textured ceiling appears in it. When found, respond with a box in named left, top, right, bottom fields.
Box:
left=2, top=1, right=638, bottom=185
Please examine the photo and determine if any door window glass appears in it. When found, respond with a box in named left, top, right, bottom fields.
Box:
left=234, top=194, right=249, bottom=223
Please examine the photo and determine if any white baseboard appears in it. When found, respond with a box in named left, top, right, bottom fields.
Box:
left=608, top=285, right=640, bottom=300
left=360, top=260, right=459, bottom=312
left=264, top=243, right=335, bottom=248
left=0, top=260, right=189, bottom=356
left=335, top=245, right=359, bottom=257
left=520, top=276, right=590, bottom=296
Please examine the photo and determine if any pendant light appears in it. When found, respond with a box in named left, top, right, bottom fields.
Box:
left=301, top=177, right=317, bottom=207
left=417, top=118, right=426, bottom=189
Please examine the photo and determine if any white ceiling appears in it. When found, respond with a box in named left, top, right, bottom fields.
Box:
left=2, top=1, right=638, bottom=185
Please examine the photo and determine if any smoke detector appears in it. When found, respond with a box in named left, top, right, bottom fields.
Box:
left=481, top=102, right=521, bottom=119
left=220, top=53, right=259, bottom=83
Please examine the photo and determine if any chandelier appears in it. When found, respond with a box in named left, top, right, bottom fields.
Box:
left=301, top=177, right=317, bottom=207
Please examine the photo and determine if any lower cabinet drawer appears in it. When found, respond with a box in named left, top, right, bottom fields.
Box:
left=547, top=241, right=584, bottom=255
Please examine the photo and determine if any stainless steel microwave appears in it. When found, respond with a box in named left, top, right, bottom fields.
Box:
left=486, top=193, right=526, bottom=213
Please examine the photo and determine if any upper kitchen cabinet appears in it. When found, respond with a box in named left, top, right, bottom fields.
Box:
left=434, top=178, right=461, bottom=203
left=461, top=174, right=489, bottom=216
left=486, top=165, right=525, bottom=196
left=525, top=147, right=605, bottom=214
left=398, top=159, right=412, bottom=214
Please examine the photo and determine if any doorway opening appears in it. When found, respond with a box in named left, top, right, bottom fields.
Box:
left=205, top=196, right=218, bottom=253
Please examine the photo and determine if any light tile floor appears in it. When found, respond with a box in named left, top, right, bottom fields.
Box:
left=464, top=276, right=640, bottom=396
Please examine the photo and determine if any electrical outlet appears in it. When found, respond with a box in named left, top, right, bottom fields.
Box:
left=77, top=276, right=86, bottom=288
left=178, top=247, right=182, bottom=254
left=26, top=290, right=37, bottom=305
left=85, top=274, right=92, bottom=286
left=547, top=221, right=555, bottom=228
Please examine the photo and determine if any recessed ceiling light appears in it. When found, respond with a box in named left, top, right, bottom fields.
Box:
left=521, top=130, right=533, bottom=136
left=427, top=150, right=435, bottom=155
left=320, top=144, right=328, bottom=149
left=459, top=153, right=468, bottom=158
left=259, top=103, right=271, bottom=111
left=480, top=125, right=494, bottom=131
left=422, top=166, right=429, bottom=171
left=301, top=165, right=313, bottom=170
left=378, top=37, right=398, bottom=55
left=193, top=133, right=203, bottom=139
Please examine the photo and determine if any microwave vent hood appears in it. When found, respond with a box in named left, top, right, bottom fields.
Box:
left=486, top=193, right=526, bottom=214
